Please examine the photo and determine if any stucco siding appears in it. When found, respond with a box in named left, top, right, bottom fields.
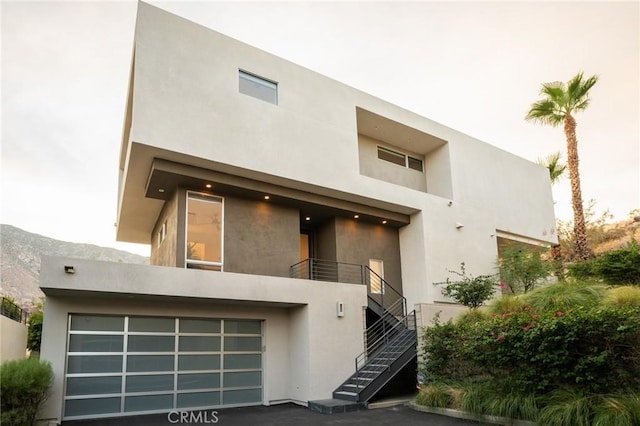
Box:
left=224, top=196, right=300, bottom=277
left=0, top=315, right=27, bottom=362
left=118, top=2, right=557, bottom=308
left=39, top=256, right=366, bottom=423
left=150, top=189, right=179, bottom=266
left=334, top=217, right=402, bottom=294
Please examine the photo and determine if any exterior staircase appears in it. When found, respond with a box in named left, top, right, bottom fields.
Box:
left=293, top=260, right=417, bottom=413
left=332, top=302, right=417, bottom=403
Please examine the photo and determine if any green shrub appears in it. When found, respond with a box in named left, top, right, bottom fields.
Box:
left=594, top=241, right=640, bottom=285
left=435, top=263, right=499, bottom=309
left=0, top=358, right=53, bottom=426
left=498, top=243, right=554, bottom=293
left=568, top=258, right=598, bottom=280
left=27, top=307, right=43, bottom=353
left=420, top=299, right=640, bottom=394
left=568, top=241, right=640, bottom=285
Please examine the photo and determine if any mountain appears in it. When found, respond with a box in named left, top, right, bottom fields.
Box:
left=1, top=224, right=148, bottom=312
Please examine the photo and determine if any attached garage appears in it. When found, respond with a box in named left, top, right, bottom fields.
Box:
left=63, top=314, right=263, bottom=420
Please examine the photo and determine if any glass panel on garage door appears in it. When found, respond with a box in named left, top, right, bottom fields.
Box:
left=64, top=315, right=263, bottom=420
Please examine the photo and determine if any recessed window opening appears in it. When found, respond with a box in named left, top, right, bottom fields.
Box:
left=239, top=70, right=278, bottom=105
left=377, top=146, right=423, bottom=172
left=186, top=192, right=223, bottom=271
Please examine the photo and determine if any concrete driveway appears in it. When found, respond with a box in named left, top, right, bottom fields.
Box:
left=61, top=403, right=479, bottom=426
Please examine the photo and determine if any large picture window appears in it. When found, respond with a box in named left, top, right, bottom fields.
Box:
left=186, top=193, right=223, bottom=271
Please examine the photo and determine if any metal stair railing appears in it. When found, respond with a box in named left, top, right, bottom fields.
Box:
left=364, top=266, right=406, bottom=317
left=290, top=258, right=417, bottom=402
left=350, top=311, right=417, bottom=400
left=363, top=298, right=405, bottom=355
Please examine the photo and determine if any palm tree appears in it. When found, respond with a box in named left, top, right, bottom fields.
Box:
left=537, top=151, right=567, bottom=185
left=526, top=72, right=598, bottom=261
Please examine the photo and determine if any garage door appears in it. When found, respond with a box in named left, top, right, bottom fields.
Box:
left=63, top=315, right=263, bottom=420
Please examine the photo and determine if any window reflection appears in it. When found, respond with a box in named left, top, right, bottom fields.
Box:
left=187, top=193, right=222, bottom=269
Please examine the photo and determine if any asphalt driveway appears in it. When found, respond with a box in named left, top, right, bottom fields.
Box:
left=61, top=403, right=479, bottom=426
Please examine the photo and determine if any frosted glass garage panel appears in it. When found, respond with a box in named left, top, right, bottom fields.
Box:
left=125, top=394, right=173, bottom=412
left=126, top=374, right=174, bottom=393
left=224, top=371, right=261, bottom=388
left=179, top=318, right=221, bottom=333
left=224, top=354, right=261, bottom=369
left=128, top=335, right=175, bottom=352
left=65, top=397, right=121, bottom=417
left=177, top=391, right=221, bottom=409
left=223, top=389, right=262, bottom=405
left=70, top=315, right=124, bottom=331
left=224, top=320, right=261, bottom=334
left=69, top=335, right=123, bottom=352
left=178, top=373, right=220, bottom=390
left=179, top=355, right=220, bottom=371
left=66, top=376, right=122, bottom=396
left=179, top=336, right=220, bottom=352
left=128, top=317, right=175, bottom=332
left=127, top=355, right=174, bottom=372
left=67, top=355, right=123, bottom=374
left=224, top=336, right=261, bottom=351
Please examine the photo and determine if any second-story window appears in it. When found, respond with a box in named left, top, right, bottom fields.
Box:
left=377, top=146, right=423, bottom=172
left=239, top=70, right=278, bottom=105
left=186, top=192, right=223, bottom=271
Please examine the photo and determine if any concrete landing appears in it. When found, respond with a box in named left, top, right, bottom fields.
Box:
left=308, top=398, right=368, bottom=414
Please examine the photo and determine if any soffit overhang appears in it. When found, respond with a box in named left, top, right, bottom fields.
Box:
left=116, top=143, right=418, bottom=244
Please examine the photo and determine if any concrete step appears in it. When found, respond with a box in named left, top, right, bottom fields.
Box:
left=308, top=398, right=367, bottom=414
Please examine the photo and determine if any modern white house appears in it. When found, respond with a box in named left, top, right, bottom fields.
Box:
left=39, top=2, right=557, bottom=423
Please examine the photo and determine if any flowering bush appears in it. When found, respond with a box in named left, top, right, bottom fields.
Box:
left=421, top=282, right=640, bottom=395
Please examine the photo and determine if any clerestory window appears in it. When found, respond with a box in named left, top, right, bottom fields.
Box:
left=377, top=146, right=423, bottom=172
left=239, top=70, right=278, bottom=105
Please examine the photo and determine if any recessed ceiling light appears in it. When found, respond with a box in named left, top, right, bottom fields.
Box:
left=354, top=214, right=359, bottom=219
left=305, top=217, right=311, bottom=221
left=205, top=184, right=212, bottom=189
left=158, top=188, right=165, bottom=193
left=264, top=195, right=270, bottom=200
left=382, top=220, right=388, bottom=224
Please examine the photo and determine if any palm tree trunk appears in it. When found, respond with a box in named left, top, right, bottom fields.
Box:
left=564, top=114, right=592, bottom=260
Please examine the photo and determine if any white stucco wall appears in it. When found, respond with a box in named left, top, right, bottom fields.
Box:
left=119, top=3, right=557, bottom=310
left=0, top=315, right=27, bottom=363
left=39, top=256, right=367, bottom=423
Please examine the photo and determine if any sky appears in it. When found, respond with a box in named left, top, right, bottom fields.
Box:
left=2, top=1, right=639, bottom=257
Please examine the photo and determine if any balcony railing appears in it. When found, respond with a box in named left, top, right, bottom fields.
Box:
left=1, top=297, right=28, bottom=324
left=289, top=258, right=365, bottom=285
left=289, top=258, right=405, bottom=315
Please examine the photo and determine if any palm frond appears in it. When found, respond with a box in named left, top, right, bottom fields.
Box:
left=567, top=72, right=599, bottom=111
left=527, top=73, right=598, bottom=127
left=537, top=151, right=567, bottom=184
left=525, top=99, right=565, bottom=126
